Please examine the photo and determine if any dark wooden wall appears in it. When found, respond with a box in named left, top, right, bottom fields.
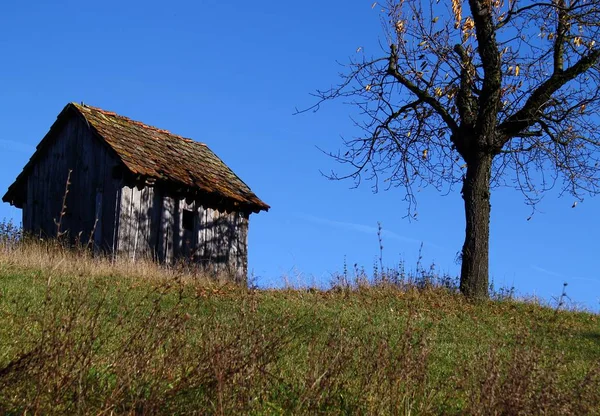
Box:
left=22, top=115, right=121, bottom=248
left=117, top=185, right=249, bottom=283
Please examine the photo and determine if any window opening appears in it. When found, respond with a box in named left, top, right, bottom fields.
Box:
left=182, top=209, right=194, bottom=231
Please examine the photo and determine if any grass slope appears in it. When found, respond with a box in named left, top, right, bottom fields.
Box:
left=0, top=244, right=599, bottom=415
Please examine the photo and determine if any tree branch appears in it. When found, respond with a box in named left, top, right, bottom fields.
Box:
left=387, top=44, right=459, bottom=134
left=498, top=48, right=600, bottom=141
left=554, top=0, right=567, bottom=73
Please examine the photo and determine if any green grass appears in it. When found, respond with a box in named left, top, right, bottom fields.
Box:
left=0, top=252, right=599, bottom=415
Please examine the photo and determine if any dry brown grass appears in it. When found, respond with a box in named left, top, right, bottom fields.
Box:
left=0, top=234, right=229, bottom=287
left=0, top=234, right=599, bottom=414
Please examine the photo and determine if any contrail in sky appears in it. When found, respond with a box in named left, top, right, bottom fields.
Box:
left=296, top=213, right=443, bottom=249
left=531, top=265, right=599, bottom=283
left=0, top=140, right=34, bottom=154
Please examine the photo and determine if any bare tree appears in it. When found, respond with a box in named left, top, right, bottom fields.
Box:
left=307, top=0, right=600, bottom=298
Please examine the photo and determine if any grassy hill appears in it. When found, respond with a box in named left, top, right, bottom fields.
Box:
left=0, top=241, right=599, bottom=415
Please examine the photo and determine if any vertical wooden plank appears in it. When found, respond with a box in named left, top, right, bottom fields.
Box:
left=167, top=195, right=175, bottom=263
left=44, top=131, right=57, bottom=237
left=95, top=136, right=106, bottom=248
left=22, top=202, right=29, bottom=232
left=32, top=165, right=41, bottom=236
left=228, top=212, right=236, bottom=275
left=132, top=186, right=141, bottom=261
left=137, top=186, right=151, bottom=258
left=38, top=145, right=48, bottom=236
left=78, top=115, right=89, bottom=241
left=229, top=212, right=236, bottom=276
left=49, top=131, right=61, bottom=236
left=130, top=186, right=138, bottom=258
left=73, top=116, right=83, bottom=238
left=147, top=187, right=153, bottom=256
left=119, top=186, right=132, bottom=256
left=238, top=213, right=249, bottom=284
left=82, top=122, right=95, bottom=242
left=205, top=207, right=214, bottom=272
left=216, top=210, right=227, bottom=275
left=214, top=210, right=222, bottom=274
left=86, top=121, right=99, bottom=242
left=159, top=194, right=174, bottom=264
left=157, top=194, right=166, bottom=262
left=140, top=186, right=150, bottom=257
left=60, top=118, right=75, bottom=240
left=68, top=118, right=80, bottom=240
left=195, top=204, right=204, bottom=263
left=233, top=213, right=243, bottom=282
left=179, top=199, right=194, bottom=260
left=102, top=169, right=114, bottom=250
left=189, top=199, right=196, bottom=258
left=227, top=211, right=234, bottom=270
left=179, top=198, right=185, bottom=258
left=43, top=141, right=53, bottom=236
left=33, top=164, right=41, bottom=236
left=119, top=186, right=128, bottom=254
left=59, top=122, right=71, bottom=237
left=214, top=209, right=222, bottom=274
left=213, top=208, right=220, bottom=273
left=220, top=211, right=228, bottom=272
left=104, top=156, right=120, bottom=251
left=112, top=184, right=122, bottom=256
left=149, top=186, right=162, bottom=259
left=26, top=174, right=35, bottom=235
left=40, top=129, right=51, bottom=237
left=228, top=211, right=238, bottom=279
left=22, top=175, right=30, bottom=232
left=202, top=204, right=209, bottom=266
left=203, top=205, right=209, bottom=266
left=117, top=186, right=126, bottom=254
left=173, top=197, right=182, bottom=260
left=135, top=186, right=142, bottom=259
left=94, top=189, right=103, bottom=251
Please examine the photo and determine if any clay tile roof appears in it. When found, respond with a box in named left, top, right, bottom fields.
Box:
left=3, top=103, right=269, bottom=213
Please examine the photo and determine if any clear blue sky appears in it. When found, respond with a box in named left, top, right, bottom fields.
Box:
left=1, top=1, right=599, bottom=310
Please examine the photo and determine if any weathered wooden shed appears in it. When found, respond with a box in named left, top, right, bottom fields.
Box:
left=2, top=103, right=269, bottom=282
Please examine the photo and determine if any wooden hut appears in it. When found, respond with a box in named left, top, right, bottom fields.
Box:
left=2, top=103, right=269, bottom=282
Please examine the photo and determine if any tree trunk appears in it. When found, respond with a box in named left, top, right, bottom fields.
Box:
left=460, top=153, right=493, bottom=299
